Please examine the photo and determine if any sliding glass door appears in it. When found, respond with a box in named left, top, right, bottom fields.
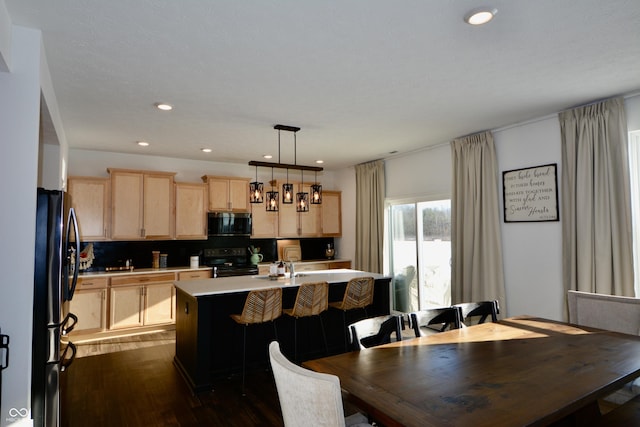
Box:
left=388, top=200, right=451, bottom=312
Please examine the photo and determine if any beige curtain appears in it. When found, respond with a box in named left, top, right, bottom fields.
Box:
left=451, top=131, right=506, bottom=311
left=559, top=97, right=634, bottom=296
left=355, top=160, right=385, bottom=273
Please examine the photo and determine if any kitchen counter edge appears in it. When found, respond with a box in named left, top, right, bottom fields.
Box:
left=79, top=266, right=212, bottom=278
left=174, top=269, right=390, bottom=297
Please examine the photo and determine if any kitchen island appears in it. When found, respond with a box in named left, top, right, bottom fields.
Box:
left=173, top=269, right=391, bottom=393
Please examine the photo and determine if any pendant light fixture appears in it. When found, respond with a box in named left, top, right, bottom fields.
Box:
left=249, top=165, right=263, bottom=203
left=248, top=124, right=323, bottom=210
left=266, top=167, right=278, bottom=211
left=283, top=169, right=293, bottom=204
left=296, top=170, right=309, bottom=212
left=281, top=129, right=293, bottom=204
left=310, top=170, right=322, bottom=204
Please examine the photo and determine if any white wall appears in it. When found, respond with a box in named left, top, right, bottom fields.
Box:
left=0, top=0, right=11, bottom=72
left=494, top=116, right=563, bottom=320
left=628, top=93, right=640, bottom=131
left=333, top=166, right=356, bottom=263
left=0, top=25, right=42, bottom=426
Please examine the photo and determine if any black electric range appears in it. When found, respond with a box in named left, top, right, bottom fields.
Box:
left=202, top=247, right=259, bottom=277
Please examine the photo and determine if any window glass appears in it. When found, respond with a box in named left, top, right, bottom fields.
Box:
left=388, top=200, right=451, bottom=312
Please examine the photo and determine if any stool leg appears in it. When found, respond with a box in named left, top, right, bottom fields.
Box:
left=318, top=314, right=328, bottom=356
left=241, top=324, right=247, bottom=396
left=294, top=317, right=298, bottom=363
left=342, top=310, right=348, bottom=352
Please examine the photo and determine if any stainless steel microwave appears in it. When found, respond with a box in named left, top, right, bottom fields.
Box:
left=207, top=212, right=252, bottom=236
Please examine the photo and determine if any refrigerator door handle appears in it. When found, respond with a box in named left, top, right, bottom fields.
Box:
left=60, top=341, right=76, bottom=372
left=64, top=207, right=80, bottom=301
left=61, top=312, right=78, bottom=335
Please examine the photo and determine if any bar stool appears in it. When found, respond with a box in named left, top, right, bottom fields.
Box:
left=230, top=287, right=282, bottom=395
left=283, top=281, right=329, bottom=362
left=329, top=276, right=374, bottom=352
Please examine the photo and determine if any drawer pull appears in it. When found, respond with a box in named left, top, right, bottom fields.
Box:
left=139, top=278, right=150, bottom=282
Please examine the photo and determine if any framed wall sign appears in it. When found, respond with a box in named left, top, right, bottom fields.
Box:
left=502, top=163, right=559, bottom=222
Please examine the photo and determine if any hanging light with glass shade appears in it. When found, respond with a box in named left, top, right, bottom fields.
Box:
left=249, top=165, right=263, bottom=203
left=310, top=170, right=322, bottom=204
left=282, top=170, right=294, bottom=204
left=266, top=167, right=278, bottom=211
left=296, top=170, right=309, bottom=212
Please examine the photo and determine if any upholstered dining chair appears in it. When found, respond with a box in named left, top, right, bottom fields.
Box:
left=348, top=314, right=403, bottom=350
left=269, top=341, right=372, bottom=427
left=410, top=306, right=461, bottom=337
left=329, top=276, right=375, bottom=351
left=283, top=281, right=329, bottom=362
left=230, top=287, right=282, bottom=395
left=454, top=300, right=500, bottom=326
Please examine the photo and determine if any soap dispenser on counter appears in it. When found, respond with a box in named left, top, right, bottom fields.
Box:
left=277, top=261, right=285, bottom=277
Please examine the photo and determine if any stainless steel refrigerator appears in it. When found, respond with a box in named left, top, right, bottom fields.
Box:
left=32, top=188, right=80, bottom=427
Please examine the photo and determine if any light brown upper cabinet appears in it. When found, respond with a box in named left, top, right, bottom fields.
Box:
left=321, top=191, right=342, bottom=236
left=273, top=181, right=321, bottom=237
left=251, top=201, right=278, bottom=238
left=67, top=176, right=110, bottom=240
left=175, top=182, right=208, bottom=240
left=201, top=175, right=250, bottom=212
left=108, top=169, right=175, bottom=240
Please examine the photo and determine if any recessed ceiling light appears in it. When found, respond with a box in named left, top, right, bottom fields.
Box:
left=155, top=102, right=173, bottom=111
left=201, top=148, right=212, bottom=153
left=263, top=154, right=273, bottom=159
left=137, top=141, right=149, bottom=147
left=464, top=8, right=497, bottom=25
left=315, top=160, right=324, bottom=164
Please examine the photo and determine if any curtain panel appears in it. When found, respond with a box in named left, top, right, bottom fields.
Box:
left=559, top=97, right=634, bottom=296
left=355, top=160, right=385, bottom=273
left=451, top=131, right=506, bottom=312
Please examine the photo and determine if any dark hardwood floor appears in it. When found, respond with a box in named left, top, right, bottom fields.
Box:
left=61, top=331, right=284, bottom=427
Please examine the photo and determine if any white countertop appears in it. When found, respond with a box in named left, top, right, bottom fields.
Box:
left=79, top=266, right=212, bottom=278
left=174, top=269, right=390, bottom=297
left=257, top=258, right=350, bottom=266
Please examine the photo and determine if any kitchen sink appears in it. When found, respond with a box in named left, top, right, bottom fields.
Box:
left=251, top=273, right=309, bottom=280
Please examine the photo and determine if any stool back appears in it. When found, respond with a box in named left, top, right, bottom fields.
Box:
left=235, top=287, right=282, bottom=324
left=289, top=282, right=329, bottom=318
left=336, top=277, right=374, bottom=310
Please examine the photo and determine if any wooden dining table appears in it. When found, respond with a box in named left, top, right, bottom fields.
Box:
left=303, top=316, right=640, bottom=427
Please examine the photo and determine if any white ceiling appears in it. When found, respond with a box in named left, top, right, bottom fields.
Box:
left=6, top=0, right=640, bottom=170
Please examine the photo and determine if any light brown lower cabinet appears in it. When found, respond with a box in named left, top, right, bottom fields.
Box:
left=68, top=269, right=212, bottom=339
left=143, top=282, right=176, bottom=325
left=69, top=288, right=108, bottom=333
left=67, top=277, right=109, bottom=334
left=329, top=261, right=351, bottom=269
left=109, top=273, right=176, bottom=330
left=109, top=285, right=145, bottom=329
